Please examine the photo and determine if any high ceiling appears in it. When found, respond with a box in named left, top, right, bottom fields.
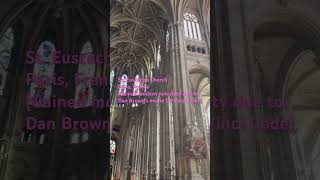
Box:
left=110, top=0, right=211, bottom=128
left=110, top=0, right=210, bottom=76
left=0, top=0, right=106, bottom=52
left=110, top=0, right=168, bottom=76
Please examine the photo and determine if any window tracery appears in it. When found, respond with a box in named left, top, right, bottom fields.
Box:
left=133, top=74, right=140, bottom=96
left=74, top=41, right=95, bottom=108
left=118, top=74, right=128, bottom=96
left=184, top=13, right=202, bottom=40
left=29, top=41, right=55, bottom=103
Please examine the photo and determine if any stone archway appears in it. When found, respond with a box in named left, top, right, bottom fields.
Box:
left=253, top=11, right=320, bottom=180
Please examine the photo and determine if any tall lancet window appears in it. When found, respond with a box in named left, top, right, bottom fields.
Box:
left=156, top=45, right=161, bottom=69
left=110, top=70, right=115, bottom=92
left=0, top=28, right=14, bottom=95
left=110, top=139, right=116, bottom=154
left=183, top=13, right=202, bottom=40
left=133, top=74, right=140, bottom=96
left=29, top=41, right=55, bottom=103
left=110, top=139, right=116, bottom=166
left=166, top=30, right=170, bottom=52
left=74, top=41, right=95, bottom=108
left=118, top=74, right=127, bottom=96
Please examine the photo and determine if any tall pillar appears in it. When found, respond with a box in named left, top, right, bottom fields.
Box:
left=219, top=0, right=261, bottom=179
left=147, top=103, right=160, bottom=180
left=167, top=20, right=208, bottom=180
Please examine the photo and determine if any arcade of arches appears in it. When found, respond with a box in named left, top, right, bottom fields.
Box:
left=0, top=0, right=319, bottom=180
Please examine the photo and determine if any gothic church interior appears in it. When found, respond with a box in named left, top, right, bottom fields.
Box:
left=0, top=0, right=320, bottom=180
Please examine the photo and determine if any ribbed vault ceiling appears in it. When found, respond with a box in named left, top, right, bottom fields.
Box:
left=110, top=0, right=168, bottom=76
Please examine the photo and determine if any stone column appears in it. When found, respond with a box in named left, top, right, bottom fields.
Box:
left=112, top=107, right=130, bottom=179
left=139, top=107, right=150, bottom=179
left=224, top=0, right=261, bottom=178
left=147, top=103, right=159, bottom=180
left=167, top=21, right=207, bottom=179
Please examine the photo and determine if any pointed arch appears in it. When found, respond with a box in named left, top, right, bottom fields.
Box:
left=133, top=74, right=140, bottom=96
left=29, top=41, right=56, bottom=103
left=74, top=41, right=95, bottom=108
left=118, top=74, right=128, bottom=96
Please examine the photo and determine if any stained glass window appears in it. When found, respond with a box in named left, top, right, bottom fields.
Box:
left=110, top=139, right=116, bottom=154
left=156, top=45, right=161, bottom=69
left=70, top=132, right=80, bottom=144
left=110, top=70, right=114, bottom=92
left=74, top=41, right=95, bottom=108
left=166, top=30, right=170, bottom=52
left=39, top=134, right=45, bottom=144
left=133, top=74, right=140, bottom=96
left=118, top=74, right=127, bottom=96
left=0, top=28, right=14, bottom=95
left=183, top=13, right=202, bottom=40
left=81, top=132, right=89, bottom=142
left=29, top=41, right=55, bottom=104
